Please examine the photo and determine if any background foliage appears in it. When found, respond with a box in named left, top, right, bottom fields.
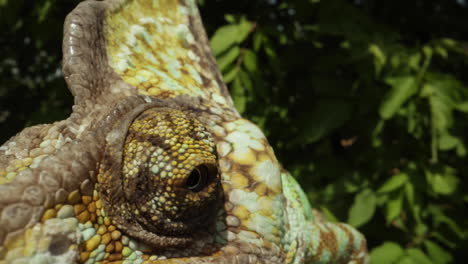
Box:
left=1, top=0, right=468, bottom=263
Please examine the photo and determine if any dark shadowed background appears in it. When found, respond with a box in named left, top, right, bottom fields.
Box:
left=1, top=0, right=468, bottom=262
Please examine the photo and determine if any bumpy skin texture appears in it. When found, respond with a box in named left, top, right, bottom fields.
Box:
left=0, top=0, right=368, bottom=263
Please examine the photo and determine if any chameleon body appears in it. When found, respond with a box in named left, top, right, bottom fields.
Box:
left=0, top=0, right=368, bottom=263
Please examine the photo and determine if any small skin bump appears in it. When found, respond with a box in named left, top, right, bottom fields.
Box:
left=232, top=205, right=251, bottom=220
left=229, top=148, right=257, bottom=166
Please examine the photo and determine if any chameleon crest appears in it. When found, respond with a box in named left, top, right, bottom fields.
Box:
left=0, top=0, right=368, bottom=263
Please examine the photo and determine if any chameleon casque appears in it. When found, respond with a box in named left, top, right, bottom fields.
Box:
left=0, top=0, right=368, bottom=263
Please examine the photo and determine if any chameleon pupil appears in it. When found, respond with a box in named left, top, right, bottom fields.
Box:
left=186, top=165, right=208, bottom=192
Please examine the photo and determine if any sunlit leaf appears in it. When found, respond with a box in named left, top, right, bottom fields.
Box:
left=429, top=206, right=466, bottom=239
left=37, top=0, right=52, bottom=23
left=396, top=256, right=414, bottom=264
left=406, top=248, right=433, bottom=264
left=370, top=242, right=404, bottom=264
left=378, top=173, right=408, bottom=193
left=217, top=46, right=240, bottom=71
left=408, top=53, right=421, bottom=70
left=385, top=190, right=403, bottom=224
left=423, top=45, right=433, bottom=58
left=455, top=101, right=468, bottom=112
left=424, top=240, right=453, bottom=264
left=434, top=46, right=448, bottom=59
left=243, top=49, right=257, bottom=72
left=348, top=189, right=376, bottom=227
left=231, top=76, right=246, bottom=113
left=222, top=66, right=239, bottom=83
left=238, top=70, right=253, bottom=96
left=438, top=134, right=460, bottom=151
left=210, top=25, right=239, bottom=55
left=210, top=20, right=252, bottom=56
left=236, top=19, right=253, bottom=43
left=425, top=168, right=459, bottom=195
left=319, top=206, right=339, bottom=222
left=253, top=32, right=264, bottom=51
left=224, top=14, right=235, bottom=23
left=368, top=44, right=386, bottom=75
left=379, top=76, right=418, bottom=119
left=440, top=38, right=457, bottom=47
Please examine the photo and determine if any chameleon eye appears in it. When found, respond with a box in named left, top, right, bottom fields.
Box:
left=103, top=107, right=222, bottom=248
left=185, top=164, right=216, bottom=192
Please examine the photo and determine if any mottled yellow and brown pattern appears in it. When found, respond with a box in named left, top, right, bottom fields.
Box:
left=0, top=0, right=368, bottom=263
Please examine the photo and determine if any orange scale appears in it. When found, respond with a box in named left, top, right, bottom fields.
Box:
left=108, top=253, right=123, bottom=261
left=102, top=233, right=112, bottom=245
left=80, top=252, right=90, bottom=262
left=87, top=202, right=97, bottom=213
left=82, top=196, right=93, bottom=205
left=105, top=242, right=115, bottom=253
left=74, top=204, right=86, bottom=215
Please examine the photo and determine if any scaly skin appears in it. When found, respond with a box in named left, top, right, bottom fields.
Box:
left=0, top=0, right=368, bottom=263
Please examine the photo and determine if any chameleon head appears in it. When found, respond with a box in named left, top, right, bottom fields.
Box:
left=99, top=106, right=222, bottom=248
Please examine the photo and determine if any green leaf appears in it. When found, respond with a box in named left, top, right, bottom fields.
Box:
left=236, top=19, right=253, bottom=43
left=37, top=0, right=52, bottom=23
left=348, top=189, right=376, bottom=227
left=440, top=38, right=457, bottom=47
left=404, top=182, right=424, bottom=225
left=428, top=206, right=466, bottom=239
left=379, top=76, right=418, bottom=119
left=396, top=256, right=415, bottom=264
left=434, top=46, right=448, bottom=59
left=370, top=242, right=404, bottom=264
left=386, top=190, right=403, bottom=224
left=456, top=142, right=467, bottom=157
left=211, top=24, right=239, bottom=55
left=243, top=49, right=257, bottom=72
left=368, top=44, right=386, bottom=75
left=222, top=66, right=239, bottom=83
left=217, top=46, right=240, bottom=71
left=224, top=14, right=235, bottom=23
left=408, top=53, right=422, bottom=70
left=455, top=101, right=468, bottom=112
left=431, top=232, right=456, bottom=248
left=424, top=241, right=453, bottom=264
left=433, top=174, right=458, bottom=195
left=210, top=20, right=252, bottom=56
left=404, top=182, right=415, bottom=209
left=378, top=173, right=408, bottom=193
left=239, top=69, right=253, bottom=89
left=426, top=168, right=459, bottom=195
left=429, top=89, right=453, bottom=133
left=371, top=120, right=384, bottom=147
left=423, top=45, right=433, bottom=58
left=438, top=134, right=460, bottom=151
left=210, top=18, right=252, bottom=56
left=253, top=32, right=264, bottom=51
left=406, top=248, right=433, bottom=264
left=319, top=206, right=339, bottom=222
left=231, top=76, right=246, bottom=113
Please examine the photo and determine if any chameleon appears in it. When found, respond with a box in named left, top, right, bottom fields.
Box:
left=0, top=0, right=369, bottom=263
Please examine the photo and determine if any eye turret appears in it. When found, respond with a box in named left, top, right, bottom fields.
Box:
left=100, top=107, right=222, bottom=248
